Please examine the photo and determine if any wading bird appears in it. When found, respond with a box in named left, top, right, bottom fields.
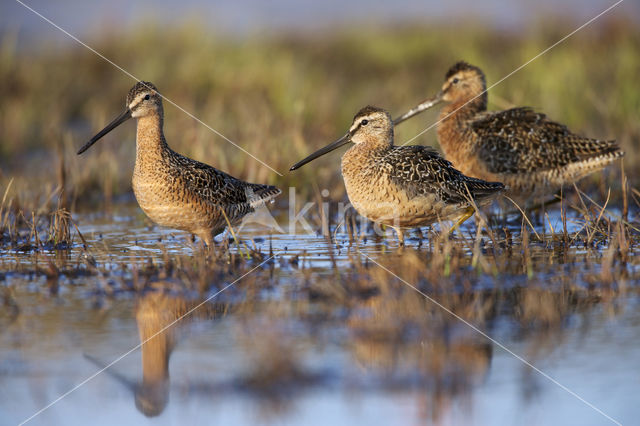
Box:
left=394, top=61, right=624, bottom=205
left=78, top=81, right=280, bottom=245
left=290, top=105, right=504, bottom=244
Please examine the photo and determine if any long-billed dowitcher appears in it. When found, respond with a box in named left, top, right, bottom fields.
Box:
left=290, top=106, right=504, bottom=244
left=78, top=81, right=281, bottom=245
left=394, top=62, right=624, bottom=204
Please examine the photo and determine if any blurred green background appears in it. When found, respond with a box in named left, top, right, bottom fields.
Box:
left=1, top=2, right=638, bottom=210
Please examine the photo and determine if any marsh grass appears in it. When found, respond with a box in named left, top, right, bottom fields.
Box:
left=1, top=19, right=639, bottom=420
left=1, top=18, right=637, bottom=251
left=0, top=177, right=75, bottom=252
left=0, top=18, right=638, bottom=204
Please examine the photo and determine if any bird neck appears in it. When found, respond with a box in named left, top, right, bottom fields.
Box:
left=437, top=95, right=485, bottom=169
left=357, top=130, right=394, bottom=152
left=135, top=112, right=168, bottom=162
left=441, top=92, right=487, bottom=122
left=343, top=136, right=392, bottom=173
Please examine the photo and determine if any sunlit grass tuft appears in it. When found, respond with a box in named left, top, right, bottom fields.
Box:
left=0, top=18, right=637, bottom=208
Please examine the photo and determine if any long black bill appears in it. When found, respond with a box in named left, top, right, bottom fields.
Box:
left=290, top=133, right=351, bottom=171
left=392, top=91, right=443, bottom=125
left=77, top=109, right=132, bottom=155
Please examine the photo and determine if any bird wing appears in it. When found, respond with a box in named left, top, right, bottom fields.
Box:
left=383, top=145, right=503, bottom=204
left=170, top=153, right=279, bottom=219
left=470, top=107, right=619, bottom=174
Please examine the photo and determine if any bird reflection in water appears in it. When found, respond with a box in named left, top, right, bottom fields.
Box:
left=133, top=289, right=189, bottom=416
left=86, top=285, right=223, bottom=417
left=346, top=293, right=493, bottom=423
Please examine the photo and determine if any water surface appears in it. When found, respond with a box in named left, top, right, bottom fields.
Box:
left=1, top=203, right=639, bottom=425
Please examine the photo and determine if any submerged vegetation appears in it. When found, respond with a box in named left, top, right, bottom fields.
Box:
left=2, top=213, right=638, bottom=421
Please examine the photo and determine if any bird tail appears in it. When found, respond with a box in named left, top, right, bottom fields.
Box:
left=464, top=177, right=506, bottom=199
left=247, top=184, right=282, bottom=207
left=575, top=138, right=624, bottom=161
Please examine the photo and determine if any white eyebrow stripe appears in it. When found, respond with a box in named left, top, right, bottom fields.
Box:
left=128, top=93, right=148, bottom=109
left=350, top=114, right=376, bottom=133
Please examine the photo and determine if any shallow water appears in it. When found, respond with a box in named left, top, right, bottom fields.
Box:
left=1, top=203, right=639, bottom=425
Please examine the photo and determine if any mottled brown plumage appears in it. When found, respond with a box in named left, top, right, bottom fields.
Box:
left=78, top=81, right=281, bottom=245
left=395, top=61, right=624, bottom=201
left=291, top=106, right=504, bottom=244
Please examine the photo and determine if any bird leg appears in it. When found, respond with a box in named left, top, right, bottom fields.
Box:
left=199, top=232, right=214, bottom=249
left=449, top=206, right=475, bottom=233
left=393, top=227, right=405, bottom=246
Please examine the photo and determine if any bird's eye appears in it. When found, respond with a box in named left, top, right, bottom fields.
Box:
left=144, top=94, right=150, bottom=100
left=452, top=78, right=459, bottom=84
left=361, top=119, right=369, bottom=126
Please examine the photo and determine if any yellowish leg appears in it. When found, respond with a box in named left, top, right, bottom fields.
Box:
left=219, top=207, right=251, bottom=259
left=449, top=207, right=475, bottom=234
left=393, top=227, right=405, bottom=246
